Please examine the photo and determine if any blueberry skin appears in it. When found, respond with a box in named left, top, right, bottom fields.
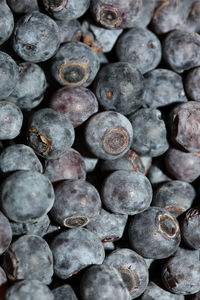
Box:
left=129, top=108, right=169, bottom=157
left=0, top=0, right=14, bottom=46
left=148, top=159, right=172, bottom=186
left=0, top=52, right=18, bottom=99
left=94, top=62, right=145, bottom=115
left=141, top=281, right=184, bottom=300
left=163, top=30, right=200, bottom=73
left=7, top=0, right=39, bottom=14
left=181, top=208, right=200, bottom=250
left=0, top=211, right=12, bottom=255
left=90, top=0, right=142, bottom=29
left=185, top=67, right=200, bottom=101
left=80, top=265, right=131, bottom=300
left=104, top=248, right=149, bottom=299
left=0, top=101, right=23, bottom=140
left=132, top=0, right=156, bottom=28
left=129, top=207, right=181, bottom=259
left=0, top=170, right=55, bottom=223
left=2, top=235, right=53, bottom=284
left=42, top=0, right=90, bottom=20
left=0, top=266, right=8, bottom=299
left=153, top=180, right=195, bottom=217
left=51, top=42, right=100, bottom=87
left=52, top=284, right=78, bottom=300
left=4, top=280, right=54, bottom=300
left=143, top=68, right=187, bottom=108
left=5, top=62, right=47, bottom=110
left=165, top=147, right=200, bottom=182
left=0, top=144, right=43, bottom=174
left=12, top=12, right=60, bottom=63
left=87, top=208, right=128, bottom=243
left=116, top=27, right=162, bottom=74
left=27, top=108, right=75, bottom=160
left=85, top=111, right=133, bottom=160
left=55, top=19, right=81, bottom=44
left=50, top=179, right=101, bottom=228
left=101, top=170, right=152, bottom=215
left=50, top=228, right=105, bottom=279
left=162, top=255, right=200, bottom=295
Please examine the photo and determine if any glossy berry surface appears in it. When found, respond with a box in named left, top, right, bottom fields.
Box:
left=0, top=211, right=12, bottom=255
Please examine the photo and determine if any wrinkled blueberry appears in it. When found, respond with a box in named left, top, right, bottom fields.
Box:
left=0, top=0, right=14, bottom=46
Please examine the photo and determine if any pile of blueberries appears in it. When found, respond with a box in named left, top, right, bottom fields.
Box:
left=1, top=0, right=200, bottom=299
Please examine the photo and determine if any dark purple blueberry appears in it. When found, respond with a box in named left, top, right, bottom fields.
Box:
left=27, top=108, right=75, bottom=159
left=0, top=170, right=55, bottom=223
left=50, top=228, right=105, bottom=279
left=5, top=62, right=47, bottom=110
left=165, top=147, right=200, bottom=182
left=104, top=248, right=149, bottom=298
left=162, top=255, right=200, bottom=295
left=52, top=284, right=78, bottom=300
left=101, top=170, right=152, bottom=215
left=163, top=30, right=200, bottom=73
left=51, top=42, right=100, bottom=87
left=50, top=179, right=101, bottom=228
left=0, top=0, right=14, bottom=46
left=129, top=207, right=181, bottom=259
left=185, top=67, right=200, bottom=101
left=0, top=144, right=43, bottom=174
left=116, top=27, right=161, bottom=74
left=0, top=266, right=8, bottom=300
left=94, top=62, right=145, bottom=115
left=87, top=208, right=127, bottom=243
left=0, top=52, right=18, bottom=99
left=55, top=19, right=81, bottom=44
left=85, top=111, right=133, bottom=160
left=143, top=68, right=187, bottom=108
left=49, top=86, right=98, bottom=127
left=42, top=0, right=90, bottom=20
left=90, top=0, right=142, bottom=29
left=0, top=211, right=12, bottom=255
left=80, top=265, right=131, bottom=300
left=2, top=235, right=53, bottom=284
left=129, top=108, right=169, bottom=157
left=7, top=0, right=39, bottom=14
left=0, top=101, right=23, bottom=140
left=4, top=280, right=54, bottom=300
left=153, top=180, right=195, bottom=217
left=44, top=148, right=86, bottom=183
left=12, top=12, right=60, bottom=63
left=181, top=208, right=200, bottom=249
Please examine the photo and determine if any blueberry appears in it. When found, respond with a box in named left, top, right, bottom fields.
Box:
left=162, top=254, right=200, bottom=295
left=4, top=280, right=54, bottom=300
left=0, top=170, right=55, bottom=223
left=55, top=19, right=81, bottom=44
left=12, top=12, right=60, bottom=63
left=5, top=62, right=47, bottom=110
left=42, top=0, right=90, bottom=20
left=163, top=30, right=200, bottom=73
left=0, top=144, right=43, bottom=174
left=148, top=158, right=172, bottom=186
left=51, top=42, right=100, bottom=87
left=27, top=108, right=75, bottom=159
left=153, top=180, right=196, bottom=217
left=50, top=228, right=105, bottom=279
left=101, top=170, right=152, bottom=215
left=52, top=284, right=78, bottom=300
left=169, top=101, right=200, bottom=152
left=143, top=68, right=188, bottom=108
left=181, top=208, right=200, bottom=250
left=7, top=0, right=39, bottom=14
left=93, top=62, right=145, bottom=115
left=44, top=148, right=86, bottom=183
left=87, top=208, right=128, bottom=243
left=165, top=147, right=200, bottom=182
left=0, top=266, right=8, bottom=299
left=0, top=101, right=23, bottom=140
left=0, top=211, right=12, bottom=255
left=0, top=52, right=18, bottom=98
left=185, top=67, right=200, bottom=102
left=90, top=0, right=142, bottom=29
left=116, top=27, right=162, bottom=74
left=132, top=0, right=156, bottom=28
left=50, top=179, right=101, bottom=228
left=80, top=265, right=131, bottom=300
left=129, top=207, right=181, bottom=259
left=85, top=111, right=133, bottom=160
left=2, top=235, right=53, bottom=284
left=104, top=248, right=149, bottom=299
left=0, top=0, right=14, bottom=45
left=49, top=86, right=99, bottom=127
left=104, top=242, right=115, bottom=251
left=129, top=108, right=169, bottom=157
